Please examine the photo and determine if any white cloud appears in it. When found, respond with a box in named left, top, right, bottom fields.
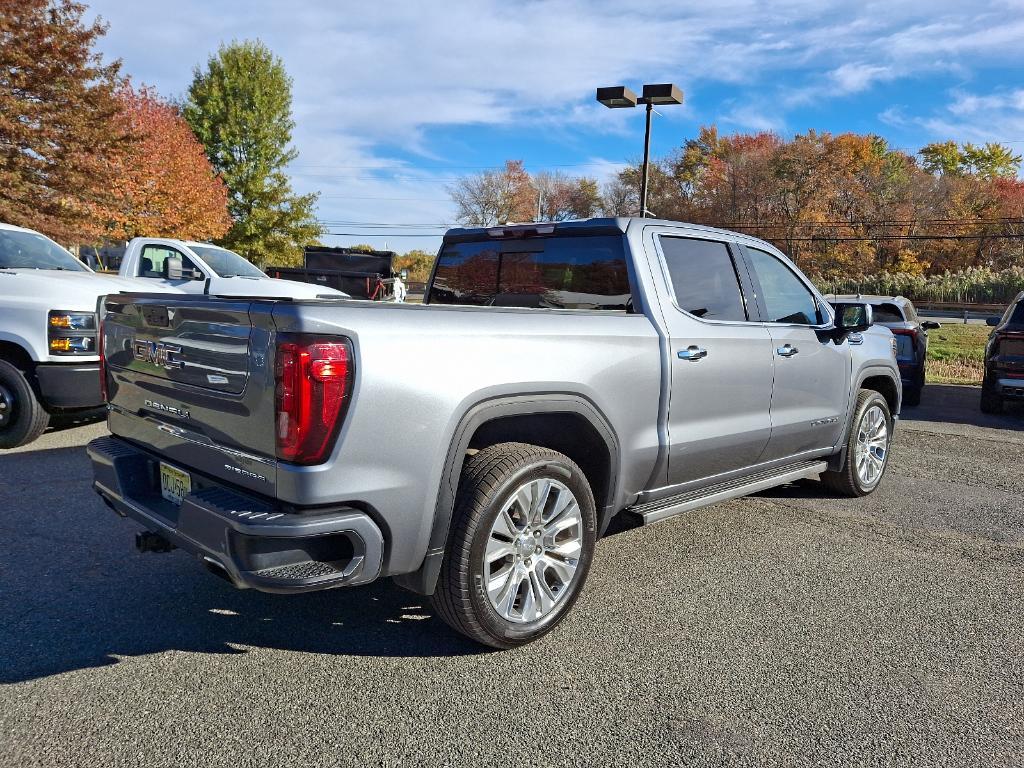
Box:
left=85, top=0, right=1024, bottom=249
left=829, top=63, right=894, bottom=94
left=880, top=87, right=1024, bottom=153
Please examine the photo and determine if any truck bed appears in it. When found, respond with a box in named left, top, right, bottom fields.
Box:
left=99, top=293, right=663, bottom=576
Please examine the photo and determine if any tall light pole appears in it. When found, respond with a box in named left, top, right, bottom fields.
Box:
left=596, top=83, right=683, bottom=217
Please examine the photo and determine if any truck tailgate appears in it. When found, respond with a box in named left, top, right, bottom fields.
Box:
left=102, top=294, right=279, bottom=496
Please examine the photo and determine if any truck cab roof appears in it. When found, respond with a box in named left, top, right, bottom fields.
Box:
left=441, top=216, right=795, bottom=252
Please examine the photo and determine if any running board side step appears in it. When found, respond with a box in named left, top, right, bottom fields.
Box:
left=628, top=460, right=828, bottom=525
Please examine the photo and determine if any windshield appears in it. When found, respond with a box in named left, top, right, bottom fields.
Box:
left=189, top=245, right=266, bottom=278
left=0, top=229, right=89, bottom=272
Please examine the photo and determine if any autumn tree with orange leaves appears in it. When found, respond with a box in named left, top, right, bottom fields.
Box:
left=0, top=0, right=230, bottom=246
left=107, top=85, right=231, bottom=241
left=0, top=0, right=123, bottom=243
left=605, top=126, right=1024, bottom=278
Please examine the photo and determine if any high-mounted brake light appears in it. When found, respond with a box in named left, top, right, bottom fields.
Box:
left=486, top=224, right=556, bottom=238
left=274, top=336, right=354, bottom=464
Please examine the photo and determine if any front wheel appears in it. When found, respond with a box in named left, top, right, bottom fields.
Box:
left=821, top=389, right=893, bottom=497
left=430, top=442, right=597, bottom=649
left=0, top=359, right=50, bottom=449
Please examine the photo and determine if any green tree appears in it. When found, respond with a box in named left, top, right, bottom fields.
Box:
left=184, top=40, right=322, bottom=267
left=919, top=141, right=1021, bottom=178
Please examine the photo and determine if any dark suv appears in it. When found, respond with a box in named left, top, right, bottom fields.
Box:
left=832, top=295, right=938, bottom=406
left=981, top=291, right=1024, bottom=414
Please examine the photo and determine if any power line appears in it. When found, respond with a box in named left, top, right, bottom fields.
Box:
left=324, top=231, right=444, bottom=238
left=291, top=161, right=620, bottom=171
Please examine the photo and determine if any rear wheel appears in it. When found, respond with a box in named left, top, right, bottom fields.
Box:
left=430, top=442, right=597, bottom=649
left=0, top=359, right=50, bottom=449
left=980, top=377, right=1003, bottom=414
left=821, top=389, right=892, bottom=497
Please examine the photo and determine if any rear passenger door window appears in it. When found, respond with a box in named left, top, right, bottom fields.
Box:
left=658, top=236, right=749, bottom=322
left=745, top=247, right=823, bottom=325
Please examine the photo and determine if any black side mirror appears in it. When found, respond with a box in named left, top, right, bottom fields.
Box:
left=922, top=320, right=941, bottom=331
left=832, top=302, right=873, bottom=333
left=986, top=316, right=1001, bottom=327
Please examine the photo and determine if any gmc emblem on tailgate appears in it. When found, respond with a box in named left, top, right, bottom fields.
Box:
left=133, top=339, right=184, bottom=370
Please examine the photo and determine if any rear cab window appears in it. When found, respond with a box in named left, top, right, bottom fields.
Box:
left=1009, top=299, right=1024, bottom=326
left=427, top=235, right=632, bottom=310
left=871, top=303, right=905, bottom=323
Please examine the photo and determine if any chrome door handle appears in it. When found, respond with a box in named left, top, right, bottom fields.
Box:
left=678, top=345, right=708, bottom=361
left=776, top=344, right=799, bottom=357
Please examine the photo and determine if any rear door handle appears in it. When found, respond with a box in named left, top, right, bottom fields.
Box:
left=678, top=345, right=708, bottom=361
left=776, top=344, right=799, bottom=357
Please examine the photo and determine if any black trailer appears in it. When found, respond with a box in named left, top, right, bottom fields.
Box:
left=267, top=246, right=397, bottom=300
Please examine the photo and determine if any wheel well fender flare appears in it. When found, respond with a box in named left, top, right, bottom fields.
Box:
left=394, top=393, right=620, bottom=596
left=829, top=367, right=901, bottom=471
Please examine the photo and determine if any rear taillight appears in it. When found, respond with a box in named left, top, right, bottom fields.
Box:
left=274, top=336, right=354, bottom=464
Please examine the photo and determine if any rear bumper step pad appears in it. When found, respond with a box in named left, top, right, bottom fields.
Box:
left=87, top=436, right=384, bottom=593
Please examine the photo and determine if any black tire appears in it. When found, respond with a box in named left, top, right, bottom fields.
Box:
left=430, top=442, right=597, bottom=649
left=821, top=389, right=893, bottom=497
left=0, top=359, right=50, bottom=449
left=980, top=377, right=1003, bottom=414
left=903, top=383, right=922, bottom=407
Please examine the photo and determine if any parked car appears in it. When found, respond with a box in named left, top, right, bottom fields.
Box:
left=0, top=223, right=176, bottom=449
left=831, top=295, right=938, bottom=406
left=89, top=218, right=901, bottom=649
left=981, top=291, right=1024, bottom=413
left=117, top=237, right=348, bottom=299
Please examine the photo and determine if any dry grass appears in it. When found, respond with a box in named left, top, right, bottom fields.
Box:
left=926, top=358, right=985, bottom=385
left=926, top=324, right=989, bottom=385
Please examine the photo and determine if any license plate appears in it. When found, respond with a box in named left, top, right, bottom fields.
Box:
left=159, top=462, right=191, bottom=505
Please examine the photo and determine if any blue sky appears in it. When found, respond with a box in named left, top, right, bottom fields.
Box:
left=87, top=0, right=1024, bottom=253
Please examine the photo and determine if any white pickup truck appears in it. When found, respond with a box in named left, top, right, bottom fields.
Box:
left=117, top=238, right=347, bottom=299
left=0, top=223, right=171, bottom=448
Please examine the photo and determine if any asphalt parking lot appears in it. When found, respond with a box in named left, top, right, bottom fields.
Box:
left=1, top=385, right=1022, bottom=767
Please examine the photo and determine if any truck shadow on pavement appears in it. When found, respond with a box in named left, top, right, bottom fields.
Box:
left=0, top=449, right=485, bottom=685
left=902, top=383, right=1022, bottom=430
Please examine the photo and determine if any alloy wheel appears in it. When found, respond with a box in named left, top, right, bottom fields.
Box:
left=854, top=404, right=889, bottom=487
left=483, top=478, right=584, bottom=623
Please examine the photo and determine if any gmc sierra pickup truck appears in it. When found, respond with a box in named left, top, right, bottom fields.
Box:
left=89, top=218, right=901, bottom=648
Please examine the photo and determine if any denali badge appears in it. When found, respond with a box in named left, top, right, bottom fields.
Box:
left=223, top=464, right=268, bottom=483
left=133, top=339, right=183, bottom=370
left=144, top=399, right=190, bottom=419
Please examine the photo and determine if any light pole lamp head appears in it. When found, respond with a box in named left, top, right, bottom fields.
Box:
left=596, top=86, right=638, bottom=108
left=641, top=83, right=683, bottom=105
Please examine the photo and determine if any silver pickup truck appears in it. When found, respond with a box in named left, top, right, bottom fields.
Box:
left=88, top=217, right=900, bottom=649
